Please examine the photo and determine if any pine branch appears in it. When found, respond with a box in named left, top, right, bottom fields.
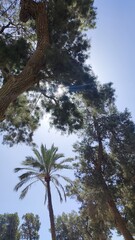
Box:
left=0, top=22, right=11, bottom=34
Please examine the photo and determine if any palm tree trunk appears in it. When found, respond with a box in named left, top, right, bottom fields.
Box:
left=46, top=180, right=56, bottom=240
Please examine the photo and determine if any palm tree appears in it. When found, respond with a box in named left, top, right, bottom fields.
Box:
left=14, top=144, right=73, bottom=240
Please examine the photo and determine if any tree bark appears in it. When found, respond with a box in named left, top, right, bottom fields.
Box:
left=0, top=0, right=50, bottom=121
left=46, top=180, right=56, bottom=240
left=101, top=178, right=134, bottom=240
left=95, top=126, right=134, bottom=240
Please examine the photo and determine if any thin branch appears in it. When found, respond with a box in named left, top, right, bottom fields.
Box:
left=0, top=22, right=11, bottom=34
left=30, top=87, right=59, bottom=105
left=1, top=0, right=18, bottom=17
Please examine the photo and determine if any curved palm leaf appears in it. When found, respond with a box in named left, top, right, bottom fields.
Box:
left=14, top=143, right=73, bottom=204
left=53, top=173, right=73, bottom=185
left=14, top=143, right=73, bottom=240
left=51, top=176, right=66, bottom=202
left=19, top=180, right=39, bottom=199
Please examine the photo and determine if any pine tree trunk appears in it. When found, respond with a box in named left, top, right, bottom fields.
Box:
left=94, top=122, right=134, bottom=240
left=0, top=0, right=50, bottom=121
left=46, top=180, right=56, bottom=240
left=101, top=177, right=134, bottom=240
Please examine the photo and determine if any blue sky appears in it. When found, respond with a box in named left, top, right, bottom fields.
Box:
left=0, top=1, right=135, bottom=239
left=89, top=0, right=135, bottom=120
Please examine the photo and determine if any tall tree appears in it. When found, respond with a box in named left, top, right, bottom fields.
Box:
left=0, top=0, right=96, bottom=121
left=55, top=211, right=88, bottom=240
left=69, top=83, right=135, bottom=240
left=0, top=213, right=20, bottom=240
left=55, top=211, right=112, bottom=240
left=0, top=0, right=97, bottom=146
left=20, top=213, right=40, bottom=240
left=14, top=144, right=73, bottom=240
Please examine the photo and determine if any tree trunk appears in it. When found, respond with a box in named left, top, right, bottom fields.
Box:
left=46, top=180, right=56, bottom=240
left=94, top=122, right=134, bottom=240
left=0, top=0, right=50, bottom=121
left=101, top=178, right=134, bottom=240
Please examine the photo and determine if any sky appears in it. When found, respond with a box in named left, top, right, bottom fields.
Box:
left=89, top=0, right=135, bottom=120
left=0, top=1, right=135, bottom=239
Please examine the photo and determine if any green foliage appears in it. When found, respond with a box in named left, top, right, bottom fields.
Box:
left=55, top=211, right=112, bottom=240
left=48, top=0, right=96, bottom=42
left=14, top=144, right=73, bottom=201
left=67, top=83, right=135, bottom=237
left=0, top=212, right=41, bottom=240
left=55, top=211, right=87, bottom=240
left=0, top=0, right=97, bottom=145
left=0, top=34, right=31, bottom=78
left=20, top=213, right=40, bottom=240
left=0, top=213, right=20, bottom=240
left=0, top=94, right=43, bottom=146
left=14, top=144, right=73, bottom=240
left=43, top=95, right=83, bottom=132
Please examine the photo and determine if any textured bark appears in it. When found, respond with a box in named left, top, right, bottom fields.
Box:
left=46, top=180, right=56, bottom=240
left=0, top=0, right=50, bottom=121
left=101, top=179, right=134, bottom=240
left=95, top=128, right=134, bottom=240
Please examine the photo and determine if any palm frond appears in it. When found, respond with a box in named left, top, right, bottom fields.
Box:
left=43, top=144, right=62, bottom=173
left=51, top=178, right=64, bottom=202
left=58, top=157, right=74, bottom=165
left=14, top=178, right=29, bottom=192
left=50, top=158, right=73, bottom=173
left=22, top=157, right=37, bottom=166
left=41, top=144, right=50, bottom=173
left=53, top=153, right=65, bottom=162
left=19, top=180, right=38, bottom=199
left=50, top=144, right=58, bottom=155
left=51, top=176, right=66, bottom=201
left=50, top=145, right=62, bottom=160
left=19, top=171, right=38, bottom=181
left=40, top=144, right=47, bottom=160
left=14, top=177, right=33, bottom=192
left=14, top=167, right=38, bottom=174
left=14, top=143, right=73, bottom=207
left=54, top=184, right=64, bottom=203
left=52, top=163, right=73, bottom=172
left=33, top=148, right=43, bottom=163
left=14, top=167, right=23, bottom=173
left=53, top=174, right=73, bottom=185
left=44, top=189, right=48, bottom=205
left=14, top=175, right=38, bottom=192
left=22, top=155, right=45, bottom=172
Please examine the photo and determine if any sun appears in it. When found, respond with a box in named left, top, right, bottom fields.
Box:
left=55, top=85, right=68, bottom=97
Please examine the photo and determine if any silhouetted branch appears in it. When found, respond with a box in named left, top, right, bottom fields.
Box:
left=0, top=22, right=11, bottom=34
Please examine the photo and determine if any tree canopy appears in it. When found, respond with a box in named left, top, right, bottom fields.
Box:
left=55, top=211, right=112, bottom=240
left=0, top=213, right=20, bottom=240
left=0, top=213, right=41, bottom=240
left=0, top=0, right=96, bottom=146
left=1, top=2, right=135, bottom=240
left=67, top=83, right=135, bottom=240
left=20, top=213, right=41, bottom=240
left=0, top=0, right=97, bottom=146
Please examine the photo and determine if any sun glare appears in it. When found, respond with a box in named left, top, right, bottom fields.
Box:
left=56, top=85, right=68, bottom=97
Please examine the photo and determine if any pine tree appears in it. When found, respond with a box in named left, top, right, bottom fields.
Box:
left=69, top=83, right=135, bottom=240
left=0, top=0, right=97, bottom=145
left=0, top=0, right=96, bottom=120
left=0, top=213, right=20, bottom=240
left=20, top=213, right=40, bottom=240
